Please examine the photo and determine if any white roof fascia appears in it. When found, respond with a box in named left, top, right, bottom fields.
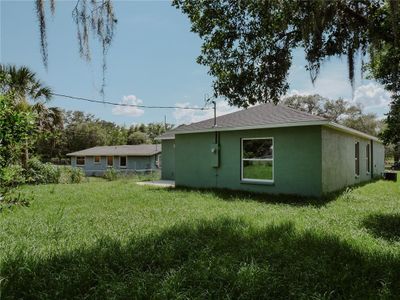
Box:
left=325, top=122, right=381, bottom=142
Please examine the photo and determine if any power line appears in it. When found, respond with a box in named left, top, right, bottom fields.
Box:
left=51, top=92, right=212, bottom=111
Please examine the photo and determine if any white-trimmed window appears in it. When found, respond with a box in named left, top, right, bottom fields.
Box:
left=107, top=156, right=113, bottom=167
left=76, top=156, right=85, bottom=166
left=355, top=142, right=360, bottom=176
left=366, top=144, right=370, bottom=174
left=119, top=156, right=127, bottom=168
left=94, top=156, right=101, bottom=164
left=241, top=138, right=274, bottom=182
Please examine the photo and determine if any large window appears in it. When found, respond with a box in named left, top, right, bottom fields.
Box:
left=76, top=156, right=85, bottom=166
left=107, top=156, right=113, bottom=167
left=241, top=138, right=274, bottom=182
left=120, top=156, right=127, bottom=168
left=366, top=144, right=370, bottom=173
left=355, top=142, right=360, bottom=176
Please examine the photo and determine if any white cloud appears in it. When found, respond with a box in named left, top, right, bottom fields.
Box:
left=287, top=82, right=392, bottom=117
left=352, top=82, right=392, bottom=109
left=112, top=95, right=145, bottom=117
left=173, top=100, right=239, bottom=124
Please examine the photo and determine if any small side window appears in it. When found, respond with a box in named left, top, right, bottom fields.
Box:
left=120, top=156, right=127, bottom=168
left=355, top=142, right=360, bottom=176
left=94, top=156, right=101, bottom=164
left=76, top=156, right=85, bottom=166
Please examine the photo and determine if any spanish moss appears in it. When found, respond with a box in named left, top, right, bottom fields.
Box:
left=72, top=0, right=117, bottom=96
left=35, top=0, right=48, bottom=69
left=347, top=45, right=355, bottom=91
left=34, top=0, right=117, bottom=96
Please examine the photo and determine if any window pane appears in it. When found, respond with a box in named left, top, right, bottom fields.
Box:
left=243, top=160, right=273, bottom=180
left=77, top=157, right=85, bottom=165
left=355, top=142, right=360, bottom=176
left=94, top=156, right=100, bottom=163
left=243, top=139, right=273, bottom=159
left=120, top=156, right=127, bottom=167
left=107, top=156, right=113, bottom=166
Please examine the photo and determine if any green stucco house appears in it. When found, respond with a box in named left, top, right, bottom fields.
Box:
left=67, top=144, right=161, bottom=176
left=157, top=103, right=384, bottom=197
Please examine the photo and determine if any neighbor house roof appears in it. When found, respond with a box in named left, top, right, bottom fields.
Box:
left=157, top=103, right=380, bottom=142
left=66, top=144, right=162, bottom=157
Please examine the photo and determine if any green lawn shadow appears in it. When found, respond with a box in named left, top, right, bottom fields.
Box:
left=165, top=179, right=384, bottom=208
left=363, top=213, right=400, bottom=242
left=169, top=186, right=331, bottom=207
left=2, top=218, right=400, bottom=299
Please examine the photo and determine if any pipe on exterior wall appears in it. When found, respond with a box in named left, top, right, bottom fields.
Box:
left=371, top=139, right=374, bottom=179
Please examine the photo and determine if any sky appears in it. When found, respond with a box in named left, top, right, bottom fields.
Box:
left=1, top=0, right=392, bottom=126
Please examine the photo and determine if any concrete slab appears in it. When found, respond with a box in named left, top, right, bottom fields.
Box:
left=136, top=180, right=175, bottom=188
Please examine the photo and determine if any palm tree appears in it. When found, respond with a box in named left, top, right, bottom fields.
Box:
left=0, top=64, right=52, bottom=103
left=0, top=64, right=53, bottom=167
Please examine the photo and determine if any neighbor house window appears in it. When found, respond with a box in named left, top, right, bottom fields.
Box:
left=366, top=144, right=370, bottom=173
left=355, top=142, right=360, bottom=176
left=94, top=156, right=101, bottom=164
left=107, top=156, right=113, bottom=167
left=76, top=156, right=85, bottom=166
left=241, top=138, right=274, bottom=182
left=120, top=156, right=127, bottom=168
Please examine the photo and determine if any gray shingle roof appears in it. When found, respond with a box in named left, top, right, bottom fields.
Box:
left=157, top=103, right=327, bottom=139
left=67, top=144, right=161, bottom=156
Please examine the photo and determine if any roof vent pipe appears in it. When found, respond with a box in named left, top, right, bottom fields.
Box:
left=212, top=100, right=217, bottom=128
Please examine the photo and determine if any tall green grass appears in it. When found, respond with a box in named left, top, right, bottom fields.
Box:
left=0, top=179, right=399, bottom=299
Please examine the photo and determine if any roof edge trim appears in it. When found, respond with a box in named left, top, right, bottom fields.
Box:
left=157, top=120, right=381, bottom=142
left=156, top=121, right=328, bottom=139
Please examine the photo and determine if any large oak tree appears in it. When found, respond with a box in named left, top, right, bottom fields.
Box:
left=173, top=0, right=399, bottom=143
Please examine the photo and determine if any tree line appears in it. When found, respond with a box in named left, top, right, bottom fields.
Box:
left=1, top=64, right=398, bottom=169
left=282, top=94, right=384, bottom=136
left=35, top=110, right=173, bottom=163
left=0, top=64, right=172, bottom=168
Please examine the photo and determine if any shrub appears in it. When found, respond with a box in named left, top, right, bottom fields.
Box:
left=59, top=167, right=85, bottom=184
left=26, top=158, right=61, bottom=184
left=0, top=164, right=25, bottom=188
left=69, top=167, right=85, bottom=184
left=104, top=168, right=118, bottom=181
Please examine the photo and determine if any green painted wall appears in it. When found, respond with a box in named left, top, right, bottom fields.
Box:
left=321, top=127, right=384, bottom=193
left=175, top=126, right=323, bottom=196
left=161, top=139, right=175, bottom=180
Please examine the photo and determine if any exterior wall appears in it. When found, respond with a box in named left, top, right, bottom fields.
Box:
left=71, top=155, right=160, bottom=176
left=175, top=126, right=323, bottom=197
left=321, top=127, right=384, bottom=193
left=161, top=140, right=175, bottom=180
left=372, top=141, right=385, bottom=178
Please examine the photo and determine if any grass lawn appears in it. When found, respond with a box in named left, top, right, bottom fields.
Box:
left=1, top=178, right=400, bottom=299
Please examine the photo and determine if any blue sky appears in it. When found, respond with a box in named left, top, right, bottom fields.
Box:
left=1, top=0, right=391, bottom=126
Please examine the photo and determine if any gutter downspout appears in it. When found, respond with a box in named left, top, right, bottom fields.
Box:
left=212, top=100, right=219, bottom=188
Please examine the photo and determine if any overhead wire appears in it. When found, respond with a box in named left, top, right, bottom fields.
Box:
left=51, top=92, right=213, bottom=111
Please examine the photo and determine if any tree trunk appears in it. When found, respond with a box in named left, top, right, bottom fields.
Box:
left=21, top=140, right=29, bottom=169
